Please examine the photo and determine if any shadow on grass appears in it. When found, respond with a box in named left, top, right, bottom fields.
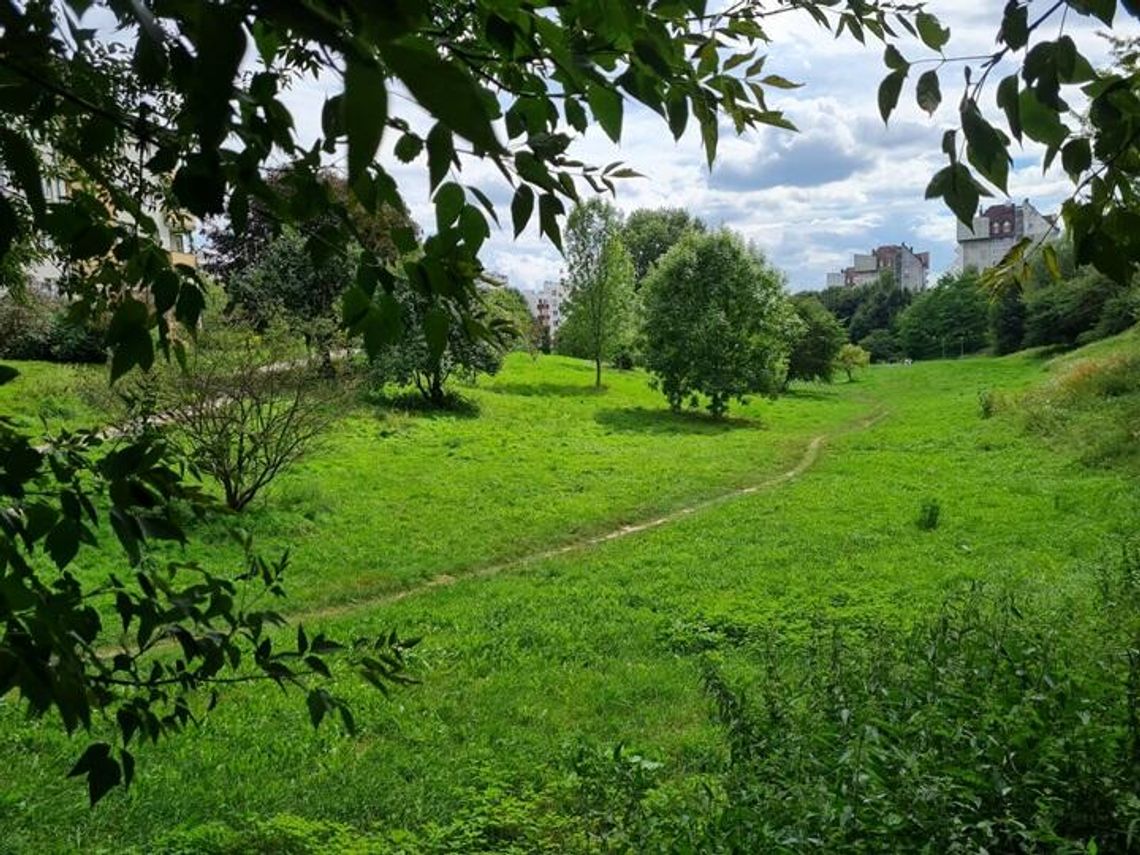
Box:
left=363, top=388, right=481, bottom=419
left=486, top=382, right=608, bottom=398
left=595, top=406, right=761, bottom=435
left=781, top=386, right=838, bottom=401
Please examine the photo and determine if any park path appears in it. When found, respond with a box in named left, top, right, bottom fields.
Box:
left=295, top=406, right=890, bottom=626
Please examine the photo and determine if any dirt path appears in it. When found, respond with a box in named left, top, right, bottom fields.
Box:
left=297, top=406, right=890, bottom=625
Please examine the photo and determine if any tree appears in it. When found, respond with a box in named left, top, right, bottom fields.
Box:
left=369, top=286, right=512, bottom=406
left=848, top=272, right=912, bottom=345
left=786, top=296, right=846, bottom=385
left=621, top=208, right=705, bottom=284
left=858, top=329, right=902, bottom=363
left=837, top=343, right=871, bottom=381
left=896, top=271, right=989, bottom=360
left=482, top=286, right=536, bottom=354
left=150, top=327, right=341, bottom=511
left=989, top=284, right=1027, bottom=355
left=642, top=231, right=796, bottom=418
left=558, top=200, right=636, bottom=386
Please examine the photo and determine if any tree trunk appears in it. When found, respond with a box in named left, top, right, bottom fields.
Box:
left=595, top=356, right=602, bottom=387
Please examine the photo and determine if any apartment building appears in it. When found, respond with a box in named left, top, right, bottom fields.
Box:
left=827, top=243, right=930, bottom=291
left=955, top=200, right=1055, bottom=272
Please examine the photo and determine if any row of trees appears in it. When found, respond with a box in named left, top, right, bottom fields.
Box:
left=809, top=244, right=1139, bottom=364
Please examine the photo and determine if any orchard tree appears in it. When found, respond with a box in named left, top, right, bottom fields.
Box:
left=642, top=231, right=797, bottom=418
left=786, top=296, right=846, bottom=385
left=621, top=208, right=706, bottom=284
left=558, top=199, right=636, bottom=386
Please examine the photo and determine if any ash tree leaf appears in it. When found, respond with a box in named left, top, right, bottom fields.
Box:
left=344, top=57, right=387, bottom=187
left=666, top=87, right=688, bottom=139
left=1043, top=243, right=1063, bottom=281
left=564, top=97, right=588, bottom=133
left=511, top=184, right=534, bottom=237
left=878, top=69, right=907, bottom=123
left=68, top=743, right=121, bottom=806
left=760, top=74, right=802, bottom=89
left=916, top=70, right=941, bottom=115
left=587, top=81, right=623, bottom=143
left=381, top=38, right=501, bottom=153
left=459, top=205, right=489, bottom=252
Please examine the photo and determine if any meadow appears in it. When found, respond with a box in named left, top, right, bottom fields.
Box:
left=1, top=335, right=1138, bottom=852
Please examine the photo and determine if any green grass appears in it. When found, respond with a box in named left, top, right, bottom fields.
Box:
left=1, top=342, right=1139, bottom=852
left=0, top=359, right=102, bottom=431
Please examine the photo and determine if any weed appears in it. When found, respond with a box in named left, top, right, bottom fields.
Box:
left=917, top=497, right=941, bottom=530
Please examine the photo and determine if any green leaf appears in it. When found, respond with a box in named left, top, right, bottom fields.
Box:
left=459, top=205, right=489, bottom=252
left=344, top=57, right=387, bottom=187
left=925, top=163, right=988, bottom=227
left=424, top=305, right=449, bottom=361
left=1061, top=137, right=1092, bottom=180
left=666, top=88, right=688, bottom=140
left=884, top=45, right=909, bottom=72
left=999, top=1, right=1029, bottom=50
left=394, top=133, right=423, bottom=163
left=382, top=38, right=501, bottom=152
left=587, top=81, right=623, bottom=143
left=1019, top=88, right=1068, bottom=148
left=961, top=100, right=1011, bottom=192
left=426, top=123, right=454, bottom=191
left=0, top=192, right=21, bottom=258
left=538, top=193, right=564, bottom=252
left=996, top=74, right=1022, bottom=142
left=68, top=743, right=122, bottom=806
left=915, top=11, right=950, bottom=51
left=878, top=69, right=907, bottom=123
left=916, top=70, right=941, bottom=115
left=759, top=74, right=802, bottom=89
left=434, top=182, right=465, bottom=231
left=1043, top=243, right=1062, bottom=282
left=564, top=97, right=588, bottom=133
left=0, top=128, right=46, bottom=222
left=511, top=185, right=534, bottom=237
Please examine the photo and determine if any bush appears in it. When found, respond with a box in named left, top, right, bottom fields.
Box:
left=857, top=328, right=901, bottom=363
left=0, top=291, right=106, bottom=363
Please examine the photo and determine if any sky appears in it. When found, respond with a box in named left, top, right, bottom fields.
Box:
left=280, top=3, right=1139, bottom=293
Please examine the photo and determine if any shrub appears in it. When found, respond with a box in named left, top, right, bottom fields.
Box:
left=917, top=497, right=941, bottom=530
left=0, top=291, right=106, bottom=363
left=837, top=343, right=870, bottom=382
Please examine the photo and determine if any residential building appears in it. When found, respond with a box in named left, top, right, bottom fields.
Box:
left=4, top=151, right=197, bottom=293
left=523, top=279, right=568, bottom=340
left=827, top=243, right=930, bottom=291
left=955, top=200, right=1055, bottom=272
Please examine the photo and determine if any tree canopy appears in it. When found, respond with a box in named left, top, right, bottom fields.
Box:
left=642, top=231, right=795, bottom=417
left=621, top=208, right=706, bottom=284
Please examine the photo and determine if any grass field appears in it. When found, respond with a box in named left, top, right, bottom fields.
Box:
left=1, top=339, right=1138, bottom=852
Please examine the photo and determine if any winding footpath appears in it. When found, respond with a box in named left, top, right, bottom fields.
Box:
left=296, top=406, right=889, bottom=625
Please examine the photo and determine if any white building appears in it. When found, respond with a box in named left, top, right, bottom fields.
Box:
left=826, top=244, right=930, bottom=291
left=522, top=279, right=567, bottom=340
left=956, top=200, right=1055, bottom=272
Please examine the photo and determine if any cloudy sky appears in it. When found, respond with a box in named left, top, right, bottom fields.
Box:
left=282, top=3, right=1138, bottom=293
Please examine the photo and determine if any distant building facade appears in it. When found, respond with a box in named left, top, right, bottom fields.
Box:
left=955, top=200, right=1055, bottom=272
left=522, top=279, right=567, bottom=341
left=3, top=150, right=197, bottom=293
left=827, top=243, right=930, bottom=291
